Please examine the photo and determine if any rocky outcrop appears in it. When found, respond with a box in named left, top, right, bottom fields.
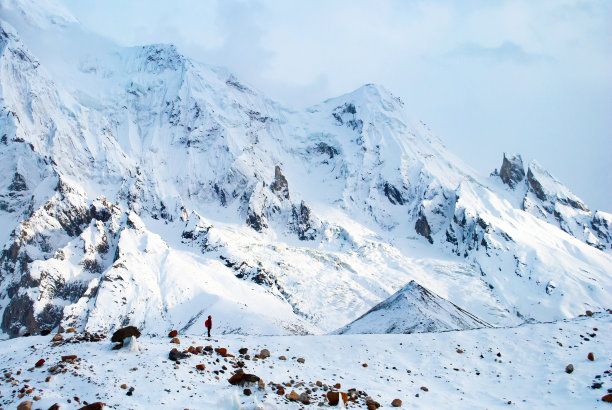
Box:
left=415, top=214, right=433, bottom=244
left=270, top=166, right=289, bottom=200
left=499, top=154, right=525, bottom=188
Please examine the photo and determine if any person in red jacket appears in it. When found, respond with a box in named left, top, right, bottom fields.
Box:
left=205, top=315, right=212, bottom=337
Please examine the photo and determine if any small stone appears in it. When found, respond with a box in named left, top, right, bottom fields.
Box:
left=168, top=330, right=178, bottom=338
left=62, top=355, right=77, bottom=362
left=276, top=387, right=285, bottom=396
left=565, top=364, right=574, bottom=374
left=420, top=386, right=429, bottom=392
left=228, top=370, right=245, bottom=385
left=362, top=363, right=368, bottom=367
left=243, top=388, right=252, bottom=396
left=48, top=404, right=61, bottom=410
left=258, top=379, right=266, bottom=390
left=298, top=392, right=310, bottom=404
left=260, top=349, right=270, bottom=358
left=239, top=348, right=248, bottom=355
left=66, top=328, right=76, bottom=333
left=316, top=381, right=323, bottom=387
left=35, top=359, right=45, bottom=368
left=586, top=310, right=593, bottom=316
left=588, top=352, right=595, bottom=361
left=592, top=382, right=603, bottom=389
left=297, top=358, right=305, bottom=363
left=52, top=334, right=63, bottom=342
left=215, top=347, right=227, bottom=356
left=45, top=376, right=51, bottom=382
left=365, top=397, right=381, bottom=409
left=196, top=364, right=205, bottom=371
left=170, top=338, right=180, bottom=344
left=391, top=398, right=402, bottom=407
left=602, top=394, right=612, bottom=403
left=287, top=390, right=299, bottom=401
left=33, top=396, right=41, bottom=401
left=456, top=349, right=464, bottom=354
left=279, top=356, right=287, bottom=360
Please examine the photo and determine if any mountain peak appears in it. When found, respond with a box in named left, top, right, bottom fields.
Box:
left=0, top=0, right=77, bottom=29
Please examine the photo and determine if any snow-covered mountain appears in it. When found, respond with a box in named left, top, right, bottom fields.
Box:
left=0, top=0, right=610, bottom=339
left=335, top=280, right=491, bottom=334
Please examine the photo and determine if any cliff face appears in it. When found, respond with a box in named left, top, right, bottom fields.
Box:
left=0, top=3, right=610, bottom=338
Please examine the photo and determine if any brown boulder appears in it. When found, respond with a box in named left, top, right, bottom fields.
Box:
left=188, top=346, right=197, bottom=354
left=586, top=310, right=593, bottom=316
left=52, top=334, right=63, bottom=342
left=588, top=352, right=595, bottom=361
left=286, top=390, right=299, bottom=401
left=168, top=330, right=178, bottom=338
left=259, top=348, right=270, bottom=358
left=196, top=364, right=206, bottom=371
left=215, top=347, right=228, bottom=356
left=565, top=364, right=574, bottom=374
left=35, top=358, right=45, bottom=368
left=420, top=386, right=429, bottom=392
left=456, top=349, right=464, bottom=354
left=243, top=388, right=252, bottom=396
left=602, top=394, right=612, bottom=403
left=228, top=370, right=245, bottom=385
left=48, top=404, right=61, bottom=410
left=62, top=355, right=77, bottom=362
left=365, top=397, right=381, bottom=409
left=66, top=327, right=76, bottom=333
left=170, top=337, right=180, bottom=344
left=110, top=326, right=140, bottom=343
left=327, top=391, right=340, bottom=405
left=276, top=387, right=285, bottom=395
left=17, top=401, right=32, bottom=410
left=392, top=398, right=402, bottom=407
left=239, top=347, right=248, bottom=354
left=78, top=403, right=105, bottom=410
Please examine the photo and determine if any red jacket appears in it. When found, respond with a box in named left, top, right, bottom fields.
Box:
left=205, top=318, right=212, bottom=328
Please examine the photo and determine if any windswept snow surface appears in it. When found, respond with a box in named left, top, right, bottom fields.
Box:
left=0, top=313, right=611, bottom=409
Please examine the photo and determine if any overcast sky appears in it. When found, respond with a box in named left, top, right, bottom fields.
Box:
left=63, top=0, right=611, bottom=211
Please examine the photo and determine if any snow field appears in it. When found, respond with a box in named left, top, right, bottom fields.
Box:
left=0, top=313, right=610, bottom=409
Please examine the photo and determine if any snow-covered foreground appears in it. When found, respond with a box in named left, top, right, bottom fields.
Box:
left=1, top=313, right=610, bottom=409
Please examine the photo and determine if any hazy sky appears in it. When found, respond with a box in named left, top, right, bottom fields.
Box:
left=63, top=0, right=611, bottom=211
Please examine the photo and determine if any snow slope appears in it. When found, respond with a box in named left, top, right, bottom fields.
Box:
left=0, top=312, right=610, bottom=409
left=0, top=0, right=610, bottom=339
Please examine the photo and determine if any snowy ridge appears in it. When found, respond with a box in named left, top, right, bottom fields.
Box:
left=0, top=3, right=610, bottom=340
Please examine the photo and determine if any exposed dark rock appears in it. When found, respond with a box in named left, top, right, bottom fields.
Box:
left=291, top=201, right=316, bottom=240
left=8, top=172, right=27, bottom=192
left=526, top=167, right=546, bottom=201
left=415, top=214, right=433, bottom=244
left=270, top=166, right=289, bottom=200
left=383, top=182, right=405, bottom=205
left=315, top=142, right=340, bottom=159
left=499, top=154, right=525, bottom=188
left=1, top=293, right=37, bottom=337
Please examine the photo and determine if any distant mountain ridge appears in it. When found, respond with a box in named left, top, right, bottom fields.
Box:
left=0, top=0, right=610, bottom=339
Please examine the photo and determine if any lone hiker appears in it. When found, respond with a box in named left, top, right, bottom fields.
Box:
left=205, top=315, right=212, bottom=337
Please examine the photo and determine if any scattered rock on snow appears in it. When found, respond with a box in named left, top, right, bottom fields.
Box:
left=586, top=310, right=593, bottom=316
left=61, top=355, right=77, bottom=362
left=565, top=364, right=574, bottom=374
left=52, top=334, right=63, bottom=342
left=297, top=357, right=305, bottom=363
left=239, top=347, right=248, bottom=354
left=196, top=364, right=205, bottom=371
left=365, top=396, right=381, bottom=409
left=168, top=330, right=178, bottom=338
left=588, top=352, right=595, bottom=361
left=168, top=349, right=189, bottom=361
left=35, top=358, right=45, bottom=367
left=243, top=388, right=252, bottom=396
left=286, top=390, right=299, bottom=401
left=298, top=392, right=311, bottom=404
left=420, top=386, right=429, bottom=392
left=170, top=337, right=180, bottom=344
left=391, top=398, right=402, bottom=407
left=602, top=394, right=612, bottom=403
left=259, top=349, right=270, bottom=358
